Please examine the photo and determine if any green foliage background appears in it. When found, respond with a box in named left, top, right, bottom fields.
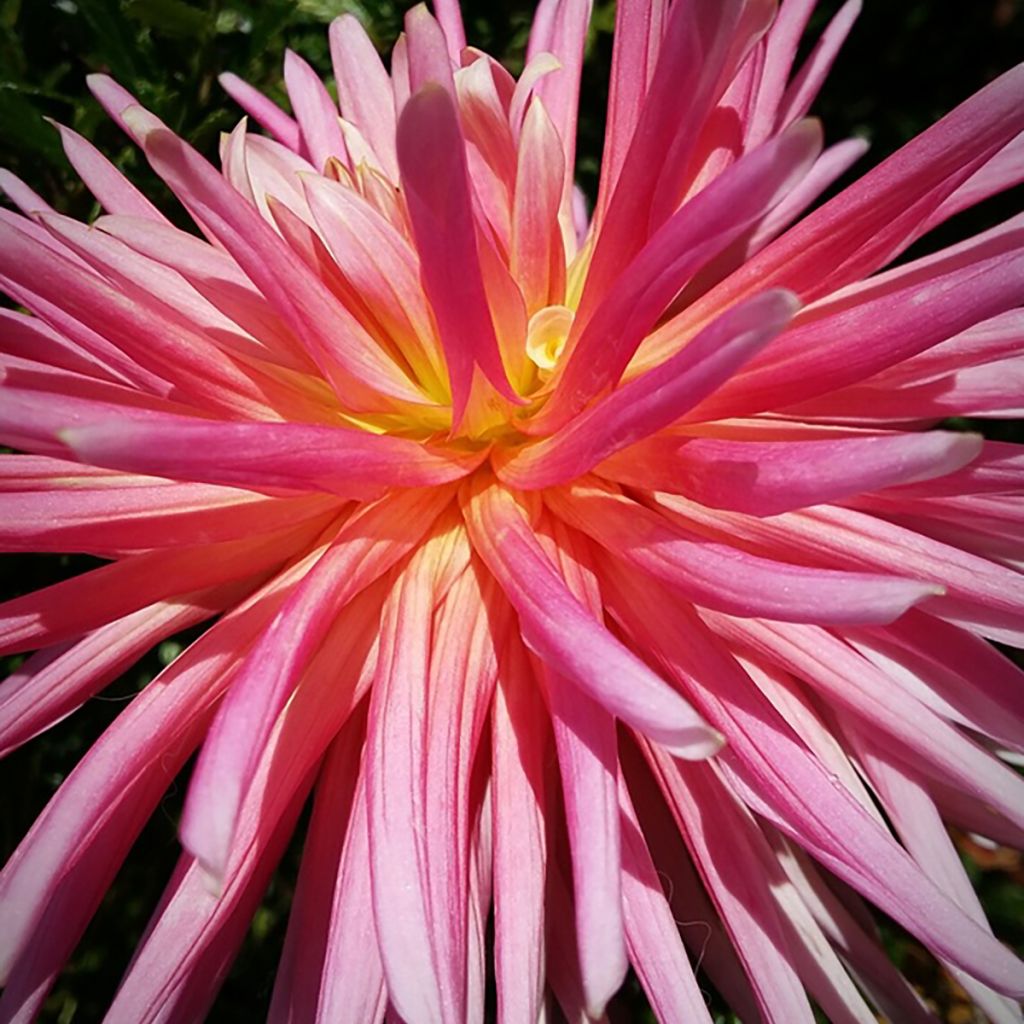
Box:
left=1, top=1, right=1022, bottom=1020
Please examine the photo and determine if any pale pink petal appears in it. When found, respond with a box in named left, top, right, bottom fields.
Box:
left=704, top=613, right=1024, bottom=834
left=595, top=0, right=669, bottom=222
left=313, top=777, right=387, bottom=1024
left=180, top=489, right=451, bottom=881
left=366, top=529, right=496, bottom=1024
left=94, top=214, right=316, bottom=373
left=0, top=516, right=326, bottom=656
left=852, top=731, right=1024, bottom=1023
left=605, top=567, right=1024, bottom=997
left=774, top=840, right=939, bottom=1024
left=655, top=495, right=1024, bottom=646
left=0, top=570, right=298, bottom=1014
left=329, top=16, right=399, bottom=180
left=681, top=61, right=1024, bottom=322
left=0, top=585, right=241, bottom=758
left=618, top=782, right=714, bottom=1024
left=644, top=745, right=817, bottom=1024
left=743, top=0, right=817, bottom=148
left=546, top=121, right=820, bottom=429
left=405, top=4, right=456, bottom=96
left=283, top=49, right=348, bottom=172
left=300, top=173, right=448, bottom=395
left=524, top=0, right=591, bottom=218
left=129, top=117, right=428, bottom=409
left=775, top=0, right=861, bottom=129
left=431, top=0, right=467, bottom=64
left=510, top=98, right=566, bottom=314
left=491, top=638, right=548, bottom=1024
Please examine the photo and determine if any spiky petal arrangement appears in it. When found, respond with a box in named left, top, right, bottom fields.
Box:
left=1, top=1, right=1023, bottom=1021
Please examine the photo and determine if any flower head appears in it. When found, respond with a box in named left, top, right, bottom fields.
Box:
left=1, top=1, right=1023, bottom=1021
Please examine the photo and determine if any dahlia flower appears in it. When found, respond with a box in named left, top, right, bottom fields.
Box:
left=1, top=0, right=1023, bottom=1020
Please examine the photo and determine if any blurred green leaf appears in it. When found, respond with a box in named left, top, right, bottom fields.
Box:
left=124, top=0, right=211, bottom=39
left=76, top=0, right=147, bottom=79
left=0, top=84, right=64, bottom=163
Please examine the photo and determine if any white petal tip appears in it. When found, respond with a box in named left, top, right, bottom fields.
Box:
left=663, top=727, right=726, bottom=761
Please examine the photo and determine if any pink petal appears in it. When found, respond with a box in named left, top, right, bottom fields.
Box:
left=366, top=529, right=496, bottom=1024
left=852, top=733, right=1024, bottom=1023
left=510, top=98, right=566, bottom=314
left=594, top=0, right=669, bottom=222
left=655, top=494, right=1024, bottom=646
left=460, top=474, right=722, bottom=758
left=129, top=116, right=427, bottom=410
left=775, top=0, right=861, bottom=128
left=544, top=120, right=819, bottom=430
left=283, top=49, right=348, bottom=172
left=180, top=488, right=451, bottom=881
left=618, top=782, right=714, bottom=1024
left=706, top=614, right=1024, bottom=833
left=219, top=72, right=302, bottom=152
left=0, top=217, right=270, bottom=417
left=598, top=429, right=983, bottom=516
left=0, top=584, right=242, bottom=758
left=0, top=516, right=325, bottom=656
left=329, top=16, right=399, bottom=180
left=300, top=173, right=448, bottom=396
left=683, top=61, right=1024, bottom=322
left=524, top=0, right=591, bottom=218
left=547, top=483, right=939, bottom=625
left=311, top=777, right=387, bottom=1024
left=59, top=411, right=481, bottom=497
left=502, top=289, right=797, bottom=485
left=0, top=572, right=296, bottom=1013
left=491, top=638, right=548, bottom=1024
left=396, top=84, right=520, bottom=423
left=606, top=568, right=1024, bottom=998
left=644, top=745, right=817, bottom=1024
left=49, top=120, right=169, bottom=220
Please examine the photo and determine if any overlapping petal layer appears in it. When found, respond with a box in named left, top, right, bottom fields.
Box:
left=1, top=1, right=1022, bottom=1022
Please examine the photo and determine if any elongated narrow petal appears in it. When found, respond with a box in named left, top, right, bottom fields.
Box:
left=396, top=85, right=520, bottom=423
left=2, top=6, right=1022, bottom=1021
left=546, top=482, right=938, bottom=624
left=283, top=49, right=348, bottom=172
left=619, top=783, right=715, bottom=1024
left=131, top=118, right=428, bottom=410
left=181, top=489, right=451, bottom=881
left=491, top=639, right=548, bottom=1024
left=58, top=410, right=482, bottom=496
left=605, top=566, right=1024, bottom=997
left=500, top=289, right=797, bottom=483
left=218, top=72, right=302, bottom=151
left=461, top=474, right=722, bottom=757
left=544, top=122, right=818, bottom=428
left=598, top=429, right=983, bottom=516
left=329, top=15, right=399, bottom=179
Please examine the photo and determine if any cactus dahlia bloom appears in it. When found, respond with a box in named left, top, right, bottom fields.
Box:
left=1, top=0, right=1024, bottom=1021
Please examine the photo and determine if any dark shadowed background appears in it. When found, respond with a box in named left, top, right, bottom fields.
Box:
left=1, top=1, right=1022, bottom=1020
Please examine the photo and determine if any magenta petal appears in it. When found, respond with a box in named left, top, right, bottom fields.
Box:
left=396, top=85, right=520, bottom=423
